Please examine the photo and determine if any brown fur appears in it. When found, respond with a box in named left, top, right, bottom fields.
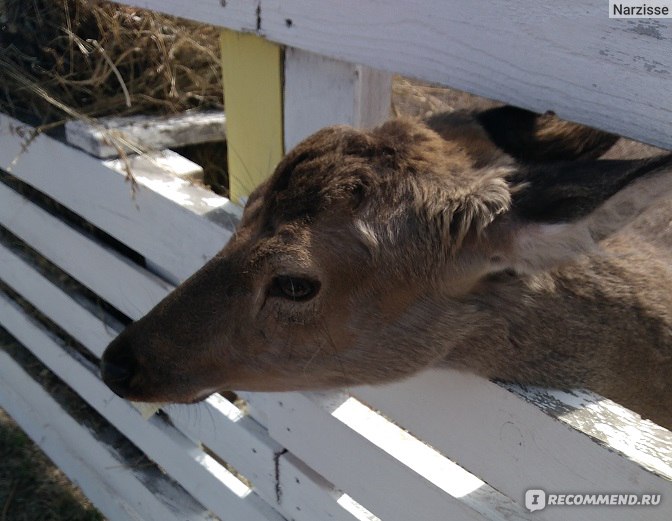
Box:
left=101, top=108, right=672, bottom=429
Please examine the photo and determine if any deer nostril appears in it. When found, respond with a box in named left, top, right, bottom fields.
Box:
left=100, top=355, right=135, bottom=398
left=101, top=358, right=131, bottom=382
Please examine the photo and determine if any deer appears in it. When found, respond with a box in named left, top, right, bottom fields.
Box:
left=101, top=106, right=672, bottom=430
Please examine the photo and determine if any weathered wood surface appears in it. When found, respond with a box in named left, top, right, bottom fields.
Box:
left=105, top=149, right=204, bottom=182
left=116, top=0, right=672, bottom=150
left=0, top=113, right=239, bottom=284
left=506, top=384, right=672, bottom=479
left=0, top=181, right=173, bottom=319
left=65, top=111, right=226, bottom=158
left=353, top=371, right=672, bottom=521
left=244, top=391, right=530, bottom=521
left=0, top=351, right=215, bottom=521
left=284, top=48, right=392, bottom=150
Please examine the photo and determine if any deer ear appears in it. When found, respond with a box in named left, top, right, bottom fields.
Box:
left=481, top=154, right=672, bottom=275
left=476, top=106, right=619, bottom=162
left=421, top=168, right=513, bottom=252
left=511, top=155, right=672, bottom=223
left=430, top=148, right=651, bottom=259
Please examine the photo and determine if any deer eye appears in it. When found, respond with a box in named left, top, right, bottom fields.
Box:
left=271, top=276, right=320, bottom=301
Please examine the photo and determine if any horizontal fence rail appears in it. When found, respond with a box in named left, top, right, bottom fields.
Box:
left=0, top=350, right=217, bottom=521
left=0, top=115, right=239, bottom=285
left=1, top=113, right=671, bottom=520
left=117, top=0, right=672, bottom=150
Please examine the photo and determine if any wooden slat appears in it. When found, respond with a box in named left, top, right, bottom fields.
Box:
left=168, top=398, right=365, bottom=521
left=0, top=113, right=238, bottom=284
left=508, top=384, right=672, bottom=479
left=284, top=48, right=391, bottom=150
left=262, top=0, right=672, bottom=135
left=0, top=181, right=172, bottom=319
left=245, top=391, right=530, bottom=521
left=220, top=30, right=284, bottom=203
left=65, top=111, right=226, bottom=159
left=352, top=369, right=672, bottom=521
left=0, top=351, right=216, bottom=521
left=0, top=291, right=285, bottom=521
left=115, top=0, right=672, bottom=150
left=105, top=149, right=205, bottom=182
left=166, top=397, right=282, bottom=505
left=276, top=452, right=374, bottom=521
left=0, top=241, right=121, bottom=355
left=112, top=0, right=258, bottom=30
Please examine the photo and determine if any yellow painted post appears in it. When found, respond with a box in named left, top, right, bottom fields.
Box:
left=220, top=30, right=284, bottom=204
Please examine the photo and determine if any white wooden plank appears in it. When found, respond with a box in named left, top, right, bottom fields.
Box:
left=284, top=48, right=391, bottom=150
left=106, top=149, right=205, bottom=182
left=507, top=384, right=672, bottom=479
left=329, top=396, right=528, bottom=521
left=0, top=292, right=285, bottom=521
left=0, top=181, right=172, bottom=319
left=352, top=369, right=672, bottom=521
left=115, top=0, right=672, bottom=149
left=0, top=241, right=121, bottom=356
left=0, top=351, right=216, bottom=521
left=277, top=452, right=374, bottom=521
left=0, top=113, right=239, bottom=284
left=244, top=391, right=529, bottom=521
left=343, top=393, right=535, bottom=520
left=262, top=0, right=672, bottom=148
left=354, top=66, right=393, bottom=129
left=65, top=111, right=226, bottom=158
left=166, top=395, right=283, bottom=504
left=112, top=0, right=258, bottom=30
left=171, top=396, right=372, bottom=521
left=168, top=397, right=366, bottom=521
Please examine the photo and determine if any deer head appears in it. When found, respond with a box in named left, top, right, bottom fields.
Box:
left=101, top=106, right=669, bottom=404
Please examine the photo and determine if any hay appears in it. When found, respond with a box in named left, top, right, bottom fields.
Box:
left=0, top=0, right=223, bottom=126
left=0, top=0, right=227, bottom=192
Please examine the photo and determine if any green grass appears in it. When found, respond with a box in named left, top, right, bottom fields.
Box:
left=0, top=408, right=105, bottom=521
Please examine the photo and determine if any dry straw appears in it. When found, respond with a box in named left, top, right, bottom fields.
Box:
left=0, top=0, right=223, bottom=126
left=0, top=0, right=228, bottom=191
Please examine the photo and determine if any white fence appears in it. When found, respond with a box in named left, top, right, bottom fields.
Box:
left=1, top=1, right=672, bottom=520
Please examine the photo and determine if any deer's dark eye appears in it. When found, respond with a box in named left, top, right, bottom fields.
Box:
left=271, top=276, right=320, bottom=301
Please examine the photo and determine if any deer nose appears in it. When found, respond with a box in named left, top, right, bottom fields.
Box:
left=100, top=352, right=135, bottom=398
